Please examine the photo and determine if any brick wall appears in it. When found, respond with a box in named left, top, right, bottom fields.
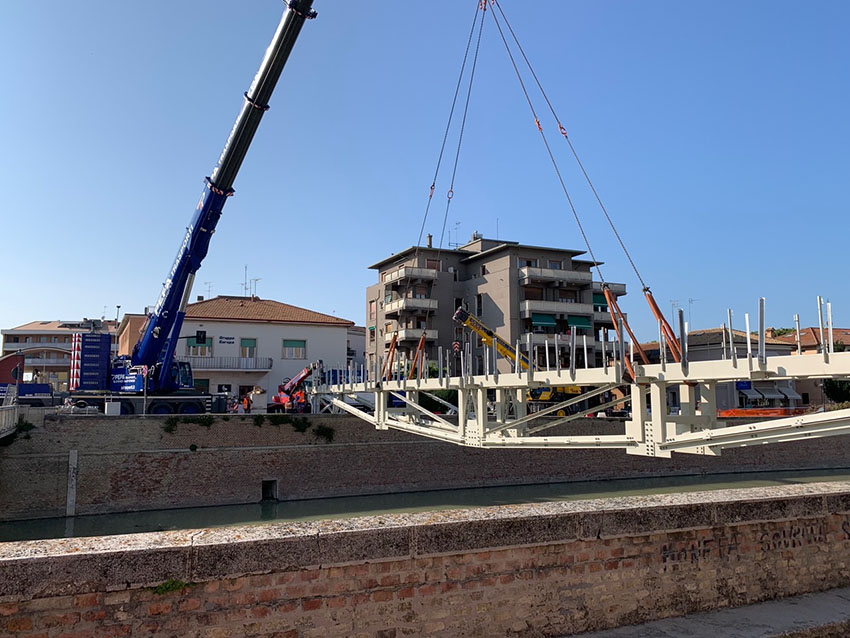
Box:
left=4, top=414, right=850, bottom=521
left=2, top=483, right=850, bottom=636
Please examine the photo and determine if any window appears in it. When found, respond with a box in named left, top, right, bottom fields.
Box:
left=480, top=265, right=488, bottom=277
left=369, top=300, right=377, bottom=321
left=187, top=336, right=213, bottom=356
left=25, top=337, right=32, bottom=343
left=52, top=336, right=59, bottom=343
left=426, top=259, right=441, bottom=270
left=519, top=257, right=537, bottom=268
left=523, top=287, right=543, bottom=301
left=414, top=285, right=428, bottom=299
left=476, top=294, right=483, bottom=316
left=40, top=336, right=48, bottom=343
left=283, top=339, right=306, bottom=359
left=240, top=338, right=257, bottom=358
left=548, top=260, right=562, bottom=270
left=9, top=336, right=18, bottom=343
left=194, top=378, right=210, bottom=393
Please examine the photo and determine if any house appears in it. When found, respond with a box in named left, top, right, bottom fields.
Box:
left=116, top=296, right=353, bottom=401
left=770, top=326, right=850, bottom=408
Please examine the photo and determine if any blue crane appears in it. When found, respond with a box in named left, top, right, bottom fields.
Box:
left=126, top=0, right=317, bottom=394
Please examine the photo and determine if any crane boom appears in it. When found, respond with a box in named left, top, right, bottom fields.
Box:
left=132, top=0, right=316, bottom=392
left=453, top=308, right=533, bottom=371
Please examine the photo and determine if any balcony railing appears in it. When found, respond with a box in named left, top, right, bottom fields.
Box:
left=181, top=356, right=273, bottom=371
left=518, top=266, right=592, bottom=286
left=385, top=329, right=438, bottom=343
left=384, top=298, right=438, bottom=314
left=520, top=333, right=599, bottom=348
left=520, top=300, right=594, bottom=318
left=384, top=266, right=438, bottom=284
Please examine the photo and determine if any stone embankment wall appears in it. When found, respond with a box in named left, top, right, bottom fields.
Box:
left=1, top=483, right=850, bottom=636
left=3, top=414, right=850, bottom=521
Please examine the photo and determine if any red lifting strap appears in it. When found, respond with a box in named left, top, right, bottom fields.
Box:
left=644, top=290, right=682, bottom=363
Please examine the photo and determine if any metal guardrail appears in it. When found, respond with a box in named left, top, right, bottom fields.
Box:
left=0, top=405, right=19, bottom=438
left=181, top=356, right=273, bottom=370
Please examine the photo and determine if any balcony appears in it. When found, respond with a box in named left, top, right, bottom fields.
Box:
left=182, top=356, right=273, bottom=371
left=592, top=282, right=627, bottom=295
left=520, top=300, right=594, bottom=318
left=384, top=266, right=438, bottom=284
left=384, top=298, right=438, bottom=315
left=21, top=358, right=70, bottom=367
left=385, top=329, right=438, bottom=343
left=518, top=266, right=592, bottom=286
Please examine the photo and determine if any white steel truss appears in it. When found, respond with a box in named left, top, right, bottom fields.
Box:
left=315, top=350, right=850, bottom=458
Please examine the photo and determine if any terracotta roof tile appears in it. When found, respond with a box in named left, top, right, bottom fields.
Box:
left=185, top=296, right=353, bottom=327
left=774, top=327, right=850, bottom=349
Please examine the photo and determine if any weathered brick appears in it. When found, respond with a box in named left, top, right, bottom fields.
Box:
left=147, top=602, right=172, bottom=616
left=303, top=598, right=324, bottom=610
left=74, top=594, right=101, bottom=609
left=7, top=616, right=33, bottom=632
left=178, top=597, right=202, bottom=612
left=0, top=603, right=19, bottom=617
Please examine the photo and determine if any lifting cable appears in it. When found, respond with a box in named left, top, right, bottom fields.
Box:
left=487, top=5, right=645, bottom=377
left=490, top=0, right=680, bottom=364
left=390, top=2, right=487, bottom=379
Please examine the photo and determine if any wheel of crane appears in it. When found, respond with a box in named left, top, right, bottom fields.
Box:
left=148, top=401, right=174, bottom=415
left=179, top=401, right=204, bottom=414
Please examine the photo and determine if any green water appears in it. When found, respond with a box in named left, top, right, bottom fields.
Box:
left=3, top=468, right=849, bottom=543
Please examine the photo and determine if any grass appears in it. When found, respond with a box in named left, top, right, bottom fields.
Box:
left=152, top=579, right=196, bottom=595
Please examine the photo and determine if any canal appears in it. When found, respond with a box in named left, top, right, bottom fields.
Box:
left=2, top=468, right=849, bottom=542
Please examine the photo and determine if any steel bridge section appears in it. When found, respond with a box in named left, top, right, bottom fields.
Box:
left=315, top=351, right=850, bottom=457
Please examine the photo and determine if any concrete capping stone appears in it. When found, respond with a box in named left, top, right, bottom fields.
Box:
left=2, top=481, right=850, bottom=600
left=714, top=495, right=826, bottom=526
left=413, top=513, right=579, bottom=556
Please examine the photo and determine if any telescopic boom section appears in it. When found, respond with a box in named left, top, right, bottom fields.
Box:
left=133, top=1, right=316, bottom=372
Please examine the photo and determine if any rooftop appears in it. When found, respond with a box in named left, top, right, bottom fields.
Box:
left=185, top=296, right=353, bottom=327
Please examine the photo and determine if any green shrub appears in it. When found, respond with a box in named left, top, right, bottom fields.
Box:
left=152, top=579, right=195, bottom=595
left=222, top=415, right=230, bottom=422
left=15, top=416, right=35, bottom=433
left=313, top=424, right=335, bottom=444
left=162, top=416, right=179, bottom=433
left=189, top=443, right=198, bottom=452
left=181, top=414, right=214, bottom=428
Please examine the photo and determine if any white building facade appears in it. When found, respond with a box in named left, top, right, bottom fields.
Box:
left=174, top=296, right=353, bottom=402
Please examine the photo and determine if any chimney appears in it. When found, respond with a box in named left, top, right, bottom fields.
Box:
left=197, top=295, right=204, bottom=302
left=427, top=234, right=432, bottom=248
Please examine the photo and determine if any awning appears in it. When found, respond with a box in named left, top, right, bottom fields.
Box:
left=593, top=293, right=608, bottom=306
left=755, top=386, right=785, bottom=400
left=567, top=315, right=593, bottom=329
left=780, top=387, right=803, bottom=401
left=531, top=313, right=557, bottom=327
left=739, top=388, right=762, bottom=400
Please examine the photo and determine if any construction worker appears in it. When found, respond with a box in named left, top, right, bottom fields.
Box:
left=242, top=393, right=253, bottom=414
left=293, top=386, right=307, bottom=413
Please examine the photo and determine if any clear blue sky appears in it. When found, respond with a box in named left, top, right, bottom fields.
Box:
left=2, top=1, right=848, bottom=339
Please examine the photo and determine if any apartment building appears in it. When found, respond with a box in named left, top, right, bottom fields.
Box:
left=366, top=233, right=627, bottom=376
left=118, top=295, right=354, bottom=401
left=0, top=319, right=118, bottom=392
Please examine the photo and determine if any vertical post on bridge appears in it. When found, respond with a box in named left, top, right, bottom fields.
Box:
left=728, top=308, right=737, bottom=367
left=678, top=309, right=688, bottom=376
left=794, top=314, right=802, bottom=356
left=745, top=313, right=753, bottom=373
left=759, top=297, right=767, bottom=366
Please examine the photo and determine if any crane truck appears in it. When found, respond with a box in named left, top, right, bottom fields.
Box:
left=268, top=360, right=323, bottom=413
left=68, top=1, right=318, bottom=415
